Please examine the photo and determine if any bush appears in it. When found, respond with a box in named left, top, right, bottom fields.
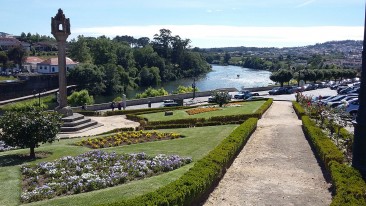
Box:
left=135, top=87, right=168, bottom=99
left=302, top=116, right=344, bottom=167
left=67, top=90, right=94, bottom=107
left=292, top=101, right=305, bottom=119
left=330, top=161, right=366, bottom=206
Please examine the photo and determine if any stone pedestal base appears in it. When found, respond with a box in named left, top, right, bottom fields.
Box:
left=55, top=106, right=73, bottom=117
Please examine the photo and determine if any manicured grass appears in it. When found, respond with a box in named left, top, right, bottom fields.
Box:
left=0, top=76, right=17, bottom=81
left=0, top=125, right=237, bottom=206
left=140, top=101, right=266, bottom=121
left=0, top=94, right=57, bottom=111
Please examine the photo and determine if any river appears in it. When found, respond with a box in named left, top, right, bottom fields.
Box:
left=94, top=65, right=273, bottom=103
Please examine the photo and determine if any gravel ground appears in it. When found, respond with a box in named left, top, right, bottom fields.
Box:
left=204, top=101, right=332, bottom=206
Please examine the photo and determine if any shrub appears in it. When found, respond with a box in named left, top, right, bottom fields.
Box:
left=67, top=89, right=94, bottom=107
left=292, top=101, right=305, bottom=119
left=135, top=87, right=168, bottom=99
left=329, top=161, right=366, bottom=206
left=302, top=116, right=344, bottom=167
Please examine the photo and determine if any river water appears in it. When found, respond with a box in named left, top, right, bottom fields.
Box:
left=94, top=65, right=273, bottom=103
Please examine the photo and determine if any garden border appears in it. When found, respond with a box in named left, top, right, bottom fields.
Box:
left=292, top=102, right=366, bottom=205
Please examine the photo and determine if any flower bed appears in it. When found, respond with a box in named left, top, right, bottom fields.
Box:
left=20, top=150, right=192, bottom=203
left=0, top=140, right=18, bottom=152
left=75, top=131, right=183, bottom=149
left=185, top=107, right=221, bottom=115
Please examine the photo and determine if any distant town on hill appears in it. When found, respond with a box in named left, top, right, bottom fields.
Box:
left=203, top=40, right=362, bottom=69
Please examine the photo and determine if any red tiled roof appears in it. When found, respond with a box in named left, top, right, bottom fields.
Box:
left=24, top=56, right=44, bottom=64
left=38, top=57, right=78, bottom=65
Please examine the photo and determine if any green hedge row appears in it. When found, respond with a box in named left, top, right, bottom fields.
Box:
left=147, top=118, right=206, bottom=126
left=292, top=101, right=306, bottom=119
left=143, top=120, right=244, bottom=130
left=329, top=161, right=366, bottom=206
left=98, top=118, right=258, bottom=206
left=104, top=105, right=198, bottom=116
left=292, top=102, right=366, bottom=205
left=302, top=115, right=344, bottom=167
left=144, top=98, right=273, bottom=128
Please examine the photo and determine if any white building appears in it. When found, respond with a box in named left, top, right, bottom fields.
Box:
left=23, top=56, right=44, bottom=73
left=37, top=57, right=78, bottom=74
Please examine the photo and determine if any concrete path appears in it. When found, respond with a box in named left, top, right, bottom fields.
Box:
left=57, top=115, right=140, bottom=139
left=204, top=101, right=332, bottom=206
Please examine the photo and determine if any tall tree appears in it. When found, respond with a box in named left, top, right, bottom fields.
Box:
left=67, top=63, right=106, bottom=95
left=270, top=69, right=293, bottom=87
left=136, top=37, right=150, bottom=47
left=7, top=45, right=27, bottom=70
left=0, top=51, right=8, bottom=69
left=69, top=35, right=93, bottom=63
left=153, top=29, right=173, bottom=59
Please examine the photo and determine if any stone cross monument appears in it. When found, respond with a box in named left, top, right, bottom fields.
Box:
left=51, top=9, right=72, bottom=116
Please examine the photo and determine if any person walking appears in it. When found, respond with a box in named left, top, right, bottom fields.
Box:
left=110, top=101, right=115, bottom=111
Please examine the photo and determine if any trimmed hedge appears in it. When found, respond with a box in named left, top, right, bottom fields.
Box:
left=98, top=118, right=258, bottom=206
left=293, top=102, right=366, bottom=205
left=143, top=98, right=273, bottom=128
left=292, top=101, right=305, bottom=119
left=302, top=116, right=344, bottom=167
left=330, top=161, right=366, bottom=206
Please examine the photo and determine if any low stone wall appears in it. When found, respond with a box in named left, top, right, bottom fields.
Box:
left=75, top=88, right=238, bottom=111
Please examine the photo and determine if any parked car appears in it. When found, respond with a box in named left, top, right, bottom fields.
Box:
left=303, top=84, right=316, bottom=91
left=234, top=90, right=259, bottom=99
left=323, top=94, right=358, bottom=106
left=345, top=99, right=359, bottom=119
left=285, top=86, right=301, bottom=94
left=327, top=96, right=358, bottom=108
left=338, top=86, right=354, bottom=94
left=268, top=87, right=287, bottom=95
left=162, top=100, right=179, bottom=107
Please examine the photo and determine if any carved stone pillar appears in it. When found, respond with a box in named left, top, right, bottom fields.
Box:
left=51, top=9, right=72, bottom=116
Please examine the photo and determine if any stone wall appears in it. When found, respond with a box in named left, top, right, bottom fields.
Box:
left=75, top=88, right=239, bottom=111
left=0, top=74, right=59, bottom=101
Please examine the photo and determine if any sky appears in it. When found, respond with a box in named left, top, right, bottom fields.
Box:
left=0, top=0, right=364, bottom=48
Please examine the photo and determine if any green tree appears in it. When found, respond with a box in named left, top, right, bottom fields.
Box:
left=0, top=107, right=61, bottom=158
left=67, top=89, right=94, bottom=107
left=212, top=91, right=231, bottom=107
left=102, top=64, right=123, bottom=94
left=89, top=36, right=117, bottom=65
left=270, top=69, right=293, bottom=87
left=0, top=51, right=8, bottom=68
left=67, top=63, right=106, bottom=95
left=139, top=66, right=161, bottom=86
left=223, top=52, right=231, bottom=64
left=136, top=37, right=150, bottom=47
left=69, top=35, right=93, bottom=63
left=7, top=45, right=27, bottom=70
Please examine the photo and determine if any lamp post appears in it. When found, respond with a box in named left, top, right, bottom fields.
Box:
left=352, top=4, right=366, bottom=176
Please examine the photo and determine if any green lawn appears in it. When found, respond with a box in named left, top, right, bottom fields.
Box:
left=0, top=125, right=237, bottom=206
left=140, top=100, right=266, bottom=121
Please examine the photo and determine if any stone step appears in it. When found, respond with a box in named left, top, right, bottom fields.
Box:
left=60, top=119, right=99, bottom=132
left=62, top=113, right=84, bottom=122
left=62, top=117, right=91, bottom=127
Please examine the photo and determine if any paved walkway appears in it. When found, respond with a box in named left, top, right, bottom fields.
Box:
left=204, top=101, right=332, bottom=206
left=57, top=115, right=140, bottom=139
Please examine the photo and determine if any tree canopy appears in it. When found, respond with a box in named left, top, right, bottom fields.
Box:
left=0, top=107, right=61, bottom=158
left=67, top=29, right=211, bottom=95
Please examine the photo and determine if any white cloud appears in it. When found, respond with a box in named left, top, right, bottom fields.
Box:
left=73, top=25, right=363, bottom=48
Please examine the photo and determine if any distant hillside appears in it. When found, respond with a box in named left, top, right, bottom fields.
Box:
left=205, top=40, right=362, bottom=53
